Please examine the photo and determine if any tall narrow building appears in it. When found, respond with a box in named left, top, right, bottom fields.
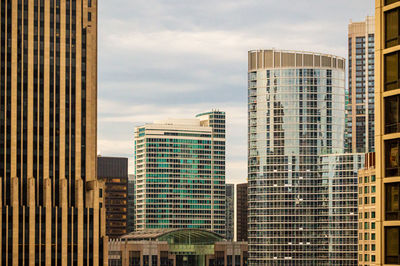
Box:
left=127, top=175, right=135, bottom=234
left=375, top=1, right=400, bottom=264
left=236, top=183, right=248, bottom=242
left=134, top=111, right=226, bottom=236
left=98, top=156, right=128, bottom=239
left=247, top=50, right=361, bottom=264
left=347, top=16, right=375, bottom=153
left=225, top=183, right=234, bottom=241
left=0, top=0, right=107, bottom=264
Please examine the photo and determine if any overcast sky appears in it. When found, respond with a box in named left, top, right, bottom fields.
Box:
left=97, top=0, right=374, bottom=184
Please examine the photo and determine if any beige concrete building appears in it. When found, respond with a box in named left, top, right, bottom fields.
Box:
left=0, top=0, right=107, bottom=264
left=108, top=229, right=248, bottom=266
left=358, top=152, right=377, bottom=265
left=347, top=16, right=375, bottom=153
left=375, top=0, right=400, bottom=264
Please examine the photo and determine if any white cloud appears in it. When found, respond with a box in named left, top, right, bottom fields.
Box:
left=97, top=0, right=374, bottom=184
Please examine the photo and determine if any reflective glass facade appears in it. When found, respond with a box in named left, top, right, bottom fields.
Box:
left=248, top=50, right=360, bottom=265
left=134, top=111, right=226, bottom=236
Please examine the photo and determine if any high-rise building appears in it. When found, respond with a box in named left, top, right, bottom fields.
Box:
left=248, top=50, right=355, bottom=264
left=98, top=156, right=128, bottom=239
left=134, top=111, right=226, bottom=235
left=0, top=0, right=107, bottom=264
left=375, top=1, right=400, bottom=264
left=236, top=183, right=248, bottom=242
left=358, top=152, right=377, bottom=265
left=320, top=153, right=364, bottom=262
left=347, top=16, right=375, bottom=153
left=225, top=183, right=234, bottom=241
left=127, top=175, right=135, bottom=234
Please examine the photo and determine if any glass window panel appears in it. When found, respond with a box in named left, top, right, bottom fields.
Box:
left=386, top=183, right=400, bottom=220
left=386, top=139, right=400, bottom=177
left=385, top=52, right=399, bottom=91
left=385, top=95, right=400, bottom=133
left=386, top=227, right=400, bottom=264
left=385, top=9, right=399, bottom=48
left=386, top=0, right=400, bottom=5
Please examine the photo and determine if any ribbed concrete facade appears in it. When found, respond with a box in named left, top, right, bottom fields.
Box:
left=0, top=0, right=107, bottom=264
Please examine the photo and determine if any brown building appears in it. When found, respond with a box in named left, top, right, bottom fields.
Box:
left=98, top=156, right=128, bottom=239
left=347, top=16, right=375, bottom=154
left=358, top=152, right=377, bottom=265
left=236, top=183, right=248, bottom=242
left=376, top=0, right=400, bottom=264
left=0, top=0, right=107, bottom=264
left=108, top=229, right=248, bottom=266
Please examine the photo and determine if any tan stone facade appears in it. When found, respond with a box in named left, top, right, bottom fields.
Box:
left=0, top=0, right=107, bottom=264
left=375, top=0, right=400, bottom=265
left=358, top=152, right=377, bottom=265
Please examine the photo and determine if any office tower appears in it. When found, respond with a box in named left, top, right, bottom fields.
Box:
left=98, top=156, right=128, bottom=238
left=0, top=0, right=107, bottom=264
left=376, top=1, right=400, bottom=264
left=134, top=111, right=226, bottom=235
left=248, top=50, right=351, bottom=264
left=358, top=152, right=377, bottom=265
left=236, top=183, right=248, bottom=242
left=347, top=16, right=375, bottom=153
left=225, top=183, right=234, bottom=241
left=127, top=175, right=135, bottom=233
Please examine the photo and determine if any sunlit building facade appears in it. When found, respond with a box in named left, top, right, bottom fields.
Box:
left=347, top=16, right=375, bottom=153
left=247, top=50, right=359, bottom=265
left=0, top=0, right=107, bottom=264
left=134, top=111, right=226, bottom=236
left=375, top=0, right=400, bottom=264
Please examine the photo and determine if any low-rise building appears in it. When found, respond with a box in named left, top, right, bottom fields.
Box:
left=109, top=229, right=248, bottom=266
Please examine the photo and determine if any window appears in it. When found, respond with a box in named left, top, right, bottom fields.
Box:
left=385, top=8, right=400, bottom=48
left=372, top=233, right=376, bottom=240
left=365, top=186, right=369, bottom=194
left=386, top=227, right=400, bottom=264
left=372, top=211, right=376, bottom=218
left=386, top=138, right=400, bottom=177
left=372, top=222, right=376, bottom=229
left=386, top=0, right=400, bottom=5
left=365, top=197, right=369, bottom=204
left=385, top=51, right=400, bottom=91
left=372, top=244, right=376, bottom=251
left=372, top=175, right=376, bottom=182
left=372, top=255, right=376, bottom=262
left=365, top=176, right=369, bottom=183
left=365, top=233, right=369, bottom=240
left=372, top=197, right=376, bottom=204
left=372, top=186, right=376, bottom=193
left=386, top=182, right=400, bottom=220
left=385, top=95, right=400, bottom=133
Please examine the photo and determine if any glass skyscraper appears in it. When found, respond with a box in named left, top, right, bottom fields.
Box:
left=247, top=50, right=361, bottom=265
left=134, top=111, right=226, bottom=236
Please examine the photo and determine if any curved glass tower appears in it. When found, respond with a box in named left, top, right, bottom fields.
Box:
left=248, top=50, right=350, bottom=265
